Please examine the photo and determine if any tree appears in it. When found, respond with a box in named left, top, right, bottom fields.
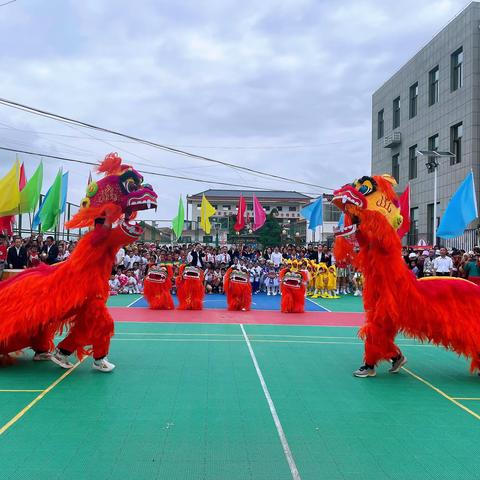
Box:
left=257, top=212, right=282, bottom=248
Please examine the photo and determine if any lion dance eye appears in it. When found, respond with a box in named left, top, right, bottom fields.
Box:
left=86, top=181, right=98, bottom=198
left=123, top=178, right=139, bottom=193
left=358, top=181, right=373, bottom=195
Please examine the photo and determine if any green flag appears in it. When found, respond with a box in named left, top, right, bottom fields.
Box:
left=19, top=162, right=43, bottom=213
left=172, top=196, right=185, bottom=239
left=39, top=169, right=62, bottom=232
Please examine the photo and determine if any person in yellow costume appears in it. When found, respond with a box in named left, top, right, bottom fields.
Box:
left=306, top=260, right=316, bottom=296
left=327, top=265, right=340, bottom=298
left=312, top=262, right=328, bottom=298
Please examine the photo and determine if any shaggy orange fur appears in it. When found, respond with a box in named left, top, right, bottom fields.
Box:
left=143, top=265, right=175, bottom=310
left=223, top=267, right=252, bottom=311
left=176, top=264, right=205, bottom=310
left=279, top=268, right=308, bottom=313
left=334, top=175, right=480, bottom=373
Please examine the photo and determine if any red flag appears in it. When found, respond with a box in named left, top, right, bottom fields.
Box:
left=397, top=184, right=410, bottom=239
left=19, top=163, right=27, bottom=191
left=234, top=195, right=246, bottom=232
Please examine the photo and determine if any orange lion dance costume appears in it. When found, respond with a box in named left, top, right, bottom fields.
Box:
left=0, top=153, right=157, bottom=372
left=224, top=266, right=252, bottom=311
left=333, top=174, right=480, bottom=378
left=143, top=265, right=174, bottom=310
left=176, top=264, right=204, bottom=310
left=279, top=261, right=308, bottom=313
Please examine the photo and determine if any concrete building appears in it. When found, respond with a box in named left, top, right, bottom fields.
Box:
left=183, top=190, right=340, bottom=245
left=372, top=2, right=480, bottom=247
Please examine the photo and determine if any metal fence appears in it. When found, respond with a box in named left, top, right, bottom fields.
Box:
left=14, top=199, right=83, bottom=241
left=407, top=229, right=478, bottom=251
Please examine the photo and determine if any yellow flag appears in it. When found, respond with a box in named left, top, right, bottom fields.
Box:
left=200, top=194, right=216, bottom=234
left=0, top=160, right=20, bottom=216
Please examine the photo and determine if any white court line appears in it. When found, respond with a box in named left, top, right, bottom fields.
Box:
left=240, top=324, right=301, bottom=480
left=305, top=297, right=331, bottom=312
left=126, top=296, right=143, bottom=307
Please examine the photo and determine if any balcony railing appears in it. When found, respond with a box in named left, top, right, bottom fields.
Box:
left=384, top=132, right=401, bottom=148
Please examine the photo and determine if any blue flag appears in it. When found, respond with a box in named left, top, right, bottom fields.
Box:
left=60, top=172, right=69, bottom=214
left=437, top=171, right=478, bottom=239
left=300, top=197, right=323, bottom=230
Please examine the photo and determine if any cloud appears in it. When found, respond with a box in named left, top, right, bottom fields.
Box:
left=0, top=0, right=469, bottom=225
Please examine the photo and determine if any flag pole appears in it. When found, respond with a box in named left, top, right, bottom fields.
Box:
left=433, top=165, right=438, bottom=247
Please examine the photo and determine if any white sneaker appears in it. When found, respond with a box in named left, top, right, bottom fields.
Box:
left=51, top=348, right=74, bottom=369
left=267, top=291, right=271, bottom=296
left=354, top=291, right=360, bottom=297
left=92, top=357, right=115, bottom=372
left=33, top=352, right=51, bottom=361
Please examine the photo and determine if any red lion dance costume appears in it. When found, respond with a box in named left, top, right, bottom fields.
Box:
left=224, top=266, right=252, bottom=311
left=176, top=265, right=204, bottom=310
left=0, top=153, right=157, bottom=372
left=279, top=261, right=308, bottom=313
left=143, top=265, right=174, bottom=310
left=333, top=174, right=480, bottom=378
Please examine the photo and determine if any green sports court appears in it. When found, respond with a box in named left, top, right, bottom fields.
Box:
left=1, top=295, right=479, bottom=480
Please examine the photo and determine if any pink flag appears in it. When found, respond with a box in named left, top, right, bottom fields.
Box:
left=19, top=163, right=27, bottom=191
left=253, top=195, right=266, bottom=231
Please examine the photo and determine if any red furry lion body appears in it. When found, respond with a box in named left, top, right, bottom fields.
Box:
left=279, top=268, right=307, bottom=313
left=143, top=265, right=175, bottom=310
left=333, top=175, right=480, bottom=373
left=0, top=222, right=139, bottom=359
left=176, top=264, right=204, bottom=310
left=224, top=267, right=252, bottom=311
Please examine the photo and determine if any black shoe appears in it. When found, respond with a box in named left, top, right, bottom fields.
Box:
left=389, top=354, right=407, bottom=373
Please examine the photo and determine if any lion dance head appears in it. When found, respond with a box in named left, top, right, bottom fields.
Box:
left=66, top=152, right=158, bottom=238
left=332, top=174, right=403, bottom=262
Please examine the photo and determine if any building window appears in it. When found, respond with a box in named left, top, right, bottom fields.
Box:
left=429, top=66, right=439, bottom=106
left=427, top=134, right=439, bottom=173
left=409, top=82, right=418, bottom=118
left=288, top=206, right=297, bottom=212
left=265, top=205, right=270, bottom=211
left=450, top=123, right=463, bottom=165
left=392, top=97, right=400, bottom=129
left=451, top=47, right=463, bottom=91
left=324, top=203, right=341, bottom=222
left=276, top=206, right=283, bottom=212
left=427, top=203, right=439, bottom=245
left=392, top=154, right=400, bottom=183
left=222, top=205, right=231, bottom=211
left=409, top=207, right=419, bottom=245
left=203, top=235, right=213, bottom=243
left=408, top=145, right=417, bottom=180
left=377, top=109, right=384, bottom=138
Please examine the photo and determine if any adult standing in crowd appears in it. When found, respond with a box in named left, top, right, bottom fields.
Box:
left=270, top=246, right=283, bottom=267
left=433, top=247, right=453, bottom=277
left=7, top=236, right=28, bottom=269
left=187, top=243, right=205, bottom=268
left=41, top=236, right=59, bottom=265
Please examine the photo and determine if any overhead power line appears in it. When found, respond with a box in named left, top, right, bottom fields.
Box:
left=0, top=97, right=334, bottom=191
left=0, top=145, right=322, bottom=196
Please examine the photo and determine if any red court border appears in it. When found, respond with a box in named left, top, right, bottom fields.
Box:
left=110, top=307, right=364, bottom=327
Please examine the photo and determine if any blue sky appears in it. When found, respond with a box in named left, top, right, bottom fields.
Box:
left=0, top=0, right=471, bottom=222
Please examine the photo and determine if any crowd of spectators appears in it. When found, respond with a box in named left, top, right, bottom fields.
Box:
left=3, top=232, right=480, bottom=294
left=403, top=245, right=480, bottom=284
